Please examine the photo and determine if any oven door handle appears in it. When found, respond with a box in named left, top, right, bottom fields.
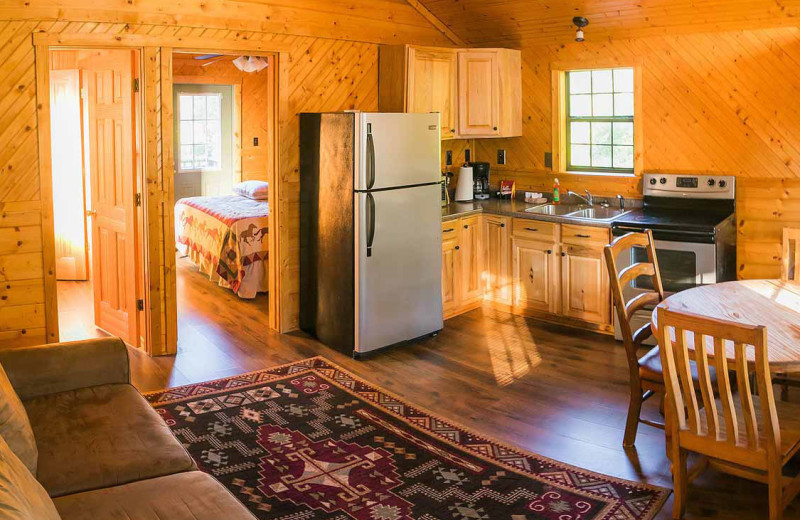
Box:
left=613, top=225, right=716, bottom=243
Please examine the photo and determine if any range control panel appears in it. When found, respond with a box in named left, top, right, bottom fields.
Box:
left=643, top=173, right=735, bottom=200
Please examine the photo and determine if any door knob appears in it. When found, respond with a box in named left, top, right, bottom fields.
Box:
left=86, top=210, right=97, bottom=217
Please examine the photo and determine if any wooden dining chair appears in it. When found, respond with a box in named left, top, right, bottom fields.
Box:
left=775, top=227, right=800, bottom=400
left=604, top=230, right=668, bottom=447
left=657, top=307, right=800, bottom=520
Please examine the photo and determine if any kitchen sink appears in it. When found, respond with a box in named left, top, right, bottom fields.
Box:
left=524, top=204, right=587, bottom=216
left=568, top=207, right=631, bottom=221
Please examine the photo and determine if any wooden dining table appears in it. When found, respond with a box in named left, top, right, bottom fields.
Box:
left=651, top=279, right=800, bottom=372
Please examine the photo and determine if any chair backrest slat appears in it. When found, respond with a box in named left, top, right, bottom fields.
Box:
left=782, top=227, right=800, bottom=282
left=657, top=308, right=778, bottom=465
left=734, top=342, right=758, bottom=450
left=693, top=333, right=719, bottom=439
left=713, top=336, right=738, bottom=446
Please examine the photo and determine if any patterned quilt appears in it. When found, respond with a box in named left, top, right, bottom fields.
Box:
left=175, top=195, right=269, bottom=298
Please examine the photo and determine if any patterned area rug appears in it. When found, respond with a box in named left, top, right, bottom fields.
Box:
left=146, top=357, right=669, bottom=520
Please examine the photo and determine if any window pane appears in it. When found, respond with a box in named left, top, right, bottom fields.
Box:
left=592, top=70, right=613, bottom=93
left=613, top=145, right=634, bottom=169
left=613, top=122, right=634, bottom=145
left=571, top=145, right=591, bottom=167
left=192, top=96, right=206, bottom=119
left=179, top=96, right=193, bottom=121
left=591, top=122, right=612, bottom=145
left=570, top=94, right=592, bottom=117
left=180, top=145, right=193, bottom=169
left=179, top=121, right=193, bottom=146
left=591, top=145, right=612, bottom=168
left=613, top=68, right=634, bottom=92
left=569, top=71, right=591, bottom=94
left=592, top=94, right=613, bottom=116
left=207, top=95, right=221, bottom=119
left=614, top=93, right=634, bottom=116
left=193, top=145, right=207, bottom=168
left=193, top=121, right=206, bottom=143
left=570, top=121, right=590, bottom=144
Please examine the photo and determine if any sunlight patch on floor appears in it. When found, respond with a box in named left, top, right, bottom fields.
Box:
left=482, top=309, right=542, bottom=386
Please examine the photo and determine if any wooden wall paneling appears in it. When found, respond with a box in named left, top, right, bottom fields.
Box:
left=160, top=48, right=177, bottom=355
left=33, top=41, right=58, bottom=343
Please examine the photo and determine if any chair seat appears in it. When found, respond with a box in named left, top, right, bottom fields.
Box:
left=697, top=392, right=800, bottom=463
left=638, top=346, right=718, bottom=387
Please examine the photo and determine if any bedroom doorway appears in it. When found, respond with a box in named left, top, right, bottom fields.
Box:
left=48, top=48, right=146, bottom=349
left=170, top=51, right=273, bottom=364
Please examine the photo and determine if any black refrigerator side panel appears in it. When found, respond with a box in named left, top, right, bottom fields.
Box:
left=299, top=113, right=355, bottom=352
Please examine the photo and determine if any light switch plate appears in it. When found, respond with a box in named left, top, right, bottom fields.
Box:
left=497, top=149, right=506, bottom=165
left=446, top=150, right=453, bottom=166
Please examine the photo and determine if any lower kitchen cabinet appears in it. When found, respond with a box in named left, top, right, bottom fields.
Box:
left=560, top=242, right=611, bottom=325
left=483, top=215, right=511, bottom=304
left=512, top=238, right=557, bottom=314
left=441, top=217, right=483, bottom=319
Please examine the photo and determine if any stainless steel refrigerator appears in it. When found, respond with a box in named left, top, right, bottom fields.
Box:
left=299, top=112, right=443, bottom=356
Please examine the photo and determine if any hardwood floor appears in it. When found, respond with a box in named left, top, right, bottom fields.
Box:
left=58, top=257, right=800, bottom=519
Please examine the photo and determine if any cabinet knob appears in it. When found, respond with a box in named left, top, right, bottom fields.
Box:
left=464, top=224, right=469, bottom=229
left=500, top=223, right=505, bottom=228
left=451, top=129, right=455, bottom=133
left=547, top=249, right=552, bottom=254
left=455, top=245, right=460, bottom=250
left=493, top=126, right=498, bottom=131
left=561, top=251, right=566, bottom=257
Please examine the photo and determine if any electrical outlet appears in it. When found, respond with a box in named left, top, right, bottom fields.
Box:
left=544, top=152, right=553, bottom=169
left=446, top=150, right=453, bottom=166
left=465, top=149, right=471, bottom=163
left=497, top=149, right=506, bottom=165
left=253, top=137, right=259, bottom=146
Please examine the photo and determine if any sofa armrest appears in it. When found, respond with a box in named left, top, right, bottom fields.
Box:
left=0, top=337, right=130, bottom=401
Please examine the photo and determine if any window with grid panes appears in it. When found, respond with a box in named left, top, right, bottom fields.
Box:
left=566, top=68, right=634, bottom=174
left=177, top=93, right=223, bottom=172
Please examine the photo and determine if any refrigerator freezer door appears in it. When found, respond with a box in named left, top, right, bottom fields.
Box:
left=356, top=112, right=441, bottom=191
left=355, top=184, right=443, bottom=353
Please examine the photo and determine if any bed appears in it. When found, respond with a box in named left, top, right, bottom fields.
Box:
left=175, top=195, right=269, bottom=299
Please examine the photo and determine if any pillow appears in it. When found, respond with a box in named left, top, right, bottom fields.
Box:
left=0, top=362, right=38, bottom=475
left=0, top=435, right=60, bottom=520
left=233, top=181, right=269, bottom=200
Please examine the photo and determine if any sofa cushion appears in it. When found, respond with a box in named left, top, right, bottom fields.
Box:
left=0, top=434, right=60, bottom=520
left=53, top=471, right=255, bottom=520
left=24, top=383, right=196, bottom=497
left=0, top=361, right=37, bottom=474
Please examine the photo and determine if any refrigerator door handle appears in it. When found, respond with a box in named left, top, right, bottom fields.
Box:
left=366, top=126, right=376, bottom=189
left=366, top=192, right=376, bottom=257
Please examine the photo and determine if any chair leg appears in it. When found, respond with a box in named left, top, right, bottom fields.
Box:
left=768, top=467, right=784, bottom=520
left=671, top=446, right=688, bottom=519
left=624, top=388, right=644, bottom=447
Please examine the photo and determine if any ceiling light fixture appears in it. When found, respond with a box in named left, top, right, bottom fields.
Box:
left=232, top=56, right=269, bottom=73
left=573, top=16, right=589, bottom=42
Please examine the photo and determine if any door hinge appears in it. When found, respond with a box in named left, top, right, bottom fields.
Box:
left=136, top=299, right=144, bottom=311
left=133, top=78, right=140, bottom=93
left=135, top=193, right=142, bottom=207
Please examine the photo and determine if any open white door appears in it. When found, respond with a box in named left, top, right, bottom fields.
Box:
left=82, top=50, right=139, bottom=345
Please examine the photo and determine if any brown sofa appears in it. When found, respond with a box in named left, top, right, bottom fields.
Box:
left=0, top=337, right=256, bottom=520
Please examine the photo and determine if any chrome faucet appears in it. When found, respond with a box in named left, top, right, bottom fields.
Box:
left=567, top=189, right=594, bottom=206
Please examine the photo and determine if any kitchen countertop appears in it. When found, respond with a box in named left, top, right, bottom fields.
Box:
left=441, top=198, right=625, bottom=228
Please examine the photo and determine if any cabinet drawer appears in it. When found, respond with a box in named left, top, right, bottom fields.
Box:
left=512, top=219, right=555, bottom=241
left=441, top=220, right=459, bottom=237
left=561, top=225, right=609, bottom=245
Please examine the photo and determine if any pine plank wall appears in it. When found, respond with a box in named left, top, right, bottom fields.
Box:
left=0, top=7, right=798, bottom=349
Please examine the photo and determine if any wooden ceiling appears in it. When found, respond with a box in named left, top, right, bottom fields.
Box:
left=3, top=0, right=453, bottom=46
left=417, top=0, right=800, bottom=48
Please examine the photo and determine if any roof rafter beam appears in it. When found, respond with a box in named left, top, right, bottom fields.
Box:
left=404, top=0, right=467, bottom=46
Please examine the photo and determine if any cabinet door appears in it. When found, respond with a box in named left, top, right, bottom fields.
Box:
left=442, top=221, right=460, bottom=318
left=459, top=216, right=483, bottom=305
left=512, top=238, right=556, bottom=313
left=407, top=47, right=457, bottom=139
left=561, top=243, right=611, bottom=324
left=484, top=215, right=511, bottom=304
left=457, top=50, right=500, bottom=137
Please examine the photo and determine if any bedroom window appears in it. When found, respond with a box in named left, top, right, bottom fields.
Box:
left=177, top=93, right=223, bottom=172
left=565, top=68, right=634, bottom=174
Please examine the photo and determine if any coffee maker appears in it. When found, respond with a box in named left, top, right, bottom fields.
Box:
left=472, top=162, right=490, bottom=200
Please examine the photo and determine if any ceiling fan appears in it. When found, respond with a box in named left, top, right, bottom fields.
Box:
left=192, top=53, right=268, bottom=72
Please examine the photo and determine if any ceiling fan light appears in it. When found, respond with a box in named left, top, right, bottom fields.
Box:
left=233, top=56, right=269, bottom=73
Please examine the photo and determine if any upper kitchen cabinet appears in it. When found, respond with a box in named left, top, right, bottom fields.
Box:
left=378, top=45, right=521, bottom=140
left=457, top=49, right=521, bottom=138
